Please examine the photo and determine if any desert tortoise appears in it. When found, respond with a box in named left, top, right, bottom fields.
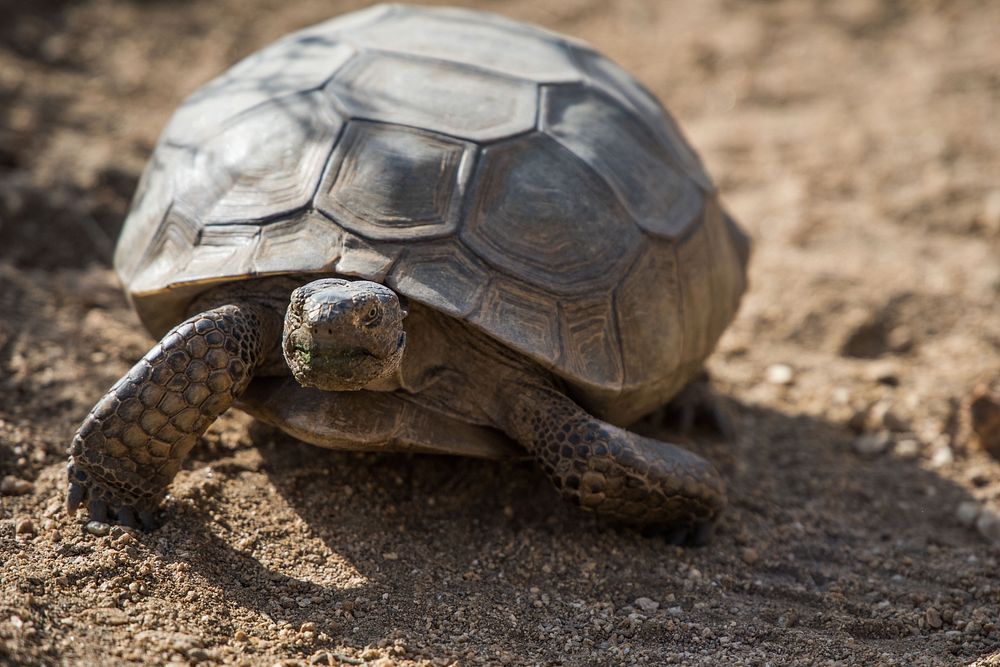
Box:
left=67, top=4, right=750, bottom=539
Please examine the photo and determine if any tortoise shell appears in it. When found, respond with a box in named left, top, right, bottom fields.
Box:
left=115, top=4, right=749, bottom=423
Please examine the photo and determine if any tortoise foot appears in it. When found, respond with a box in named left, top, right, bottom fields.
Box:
left=66, top=461, right=157, bottom=531
left=661, top=373, right=736, bottom=441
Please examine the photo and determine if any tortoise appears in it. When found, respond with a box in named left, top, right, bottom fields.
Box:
left=67, top=4, right=750, bottom=540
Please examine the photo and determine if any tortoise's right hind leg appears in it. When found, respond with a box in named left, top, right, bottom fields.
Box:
left=67, top=303, right=280, bottom=529
left=659, top=371, right=736, bottom=441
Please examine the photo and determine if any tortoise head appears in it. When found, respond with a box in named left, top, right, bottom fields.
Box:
left=282, top=279, right=406, bottom=391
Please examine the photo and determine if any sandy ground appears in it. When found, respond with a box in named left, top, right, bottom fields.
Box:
left=2, top=0, right=1000, bottom=665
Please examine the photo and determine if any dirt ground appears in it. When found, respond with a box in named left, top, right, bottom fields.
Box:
left=2, top=0, right=999, bottom=665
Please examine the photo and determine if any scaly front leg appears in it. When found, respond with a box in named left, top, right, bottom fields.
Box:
left=501, top=382, right=726, bottom=544
left=67, top=303, right=280, bottom=528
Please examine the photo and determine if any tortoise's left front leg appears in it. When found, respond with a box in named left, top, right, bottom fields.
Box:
left=67, top=303, right=281, bottom=528
left=499, top=382, right=726, bottom=543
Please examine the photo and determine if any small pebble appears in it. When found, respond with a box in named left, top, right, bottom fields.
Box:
left=975, top=508, right=1000, bottom=544
left=766, top=364, right=794, bottom=386
left=233, top=630, right=248, bottom=642
left=634, top=597, right=659, bottom=613
left=929, top=446, right=954, bottom=468
left=15, top=518, right=34, bottom=535
left=740, top=547, right=759, bottom=565
left=1, top=475, right=33, bottom=496
left=85, top=521, right=111, bottom=537
left=926, top=607, right=943, bottom=629
left=853, top=432, right=890, bottom=456
left=956, top=502, right=980, bottom=527
left=894, top=439, right=920, bottom=459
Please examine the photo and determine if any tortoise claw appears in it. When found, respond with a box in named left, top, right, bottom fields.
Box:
left=87, top=499, right=109, bottom=524
left=138, top=510, right=157, bottom=531
left=116, top=507, right=139, bottom=529
left=66, top=459, right=158, bottom=531
left=661, top=374, right=737, bottom=441
left=66, top=481, right=86, bottom=512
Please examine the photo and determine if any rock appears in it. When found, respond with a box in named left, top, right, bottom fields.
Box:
left=926, top=607, right=943, bottom=629
left=869, top=400, right=909, bottom=432
left=85, top=521, right=111, bottom=537
left=968, top=384, right=1000, bottom=459
left=929, top=445, right=954, bottom=468
left=740, top=547, right=759, bottom=565
left=975, top=507, right=1000, bottom=544
left=831, top=387, right=851, bottom=405
left=187, top=648, right=211, bottom=663
left=956, top=502, right=981, bottom=527
left=15, top=518, right=34, bottom=535
left=1, top=475, right=33, bottom=496
left=766, top=364, right=795, bottom=386
left=893, top=438, right=920, bottom=459
left=93, top=607, right=128, bottom=626
left=847, top=407, right=869, bottom=433
left=853, top=432, right=890, bottom=456
left=634, top=597, right=659, bottom=613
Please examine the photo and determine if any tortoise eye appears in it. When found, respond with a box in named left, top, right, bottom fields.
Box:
left=363, top=305, right=382, bottom=327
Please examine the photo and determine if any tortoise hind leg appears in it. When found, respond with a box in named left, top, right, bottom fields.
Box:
left=659, top=371, right=736, bottom=441
left=499, top=382, right=726, bottom=542
left=67, top=302, right=280, bottom=528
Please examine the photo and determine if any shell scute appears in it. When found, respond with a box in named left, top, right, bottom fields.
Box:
left=540, top=84, right=702, bottom=239
left=388, top=243, right=490, bottom=319
left=315, top=121, right=474, bottom=240
left=325, top=50, right=538, bottom=141
left=469, top=278, right=562, bottom=368
left=461, top=133, right=641, bottom=294
left=567, top=45, right=714, bottom=192
left=342, top=5, right=581, bottom=82
left=190, top=93, right=343, bottom=225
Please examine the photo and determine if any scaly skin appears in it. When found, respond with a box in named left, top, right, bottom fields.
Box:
left=502, top=383, right=726, bottom=541
left=67, top=303, right=279, bottom=527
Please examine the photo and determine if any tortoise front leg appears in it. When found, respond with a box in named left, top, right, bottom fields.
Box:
left=500, top=382, right=726, bottom=543
left=67, top=303, right=280, bottom=528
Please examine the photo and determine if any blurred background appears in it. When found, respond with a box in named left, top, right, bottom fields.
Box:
left=1, top=1, right=999, bottom=665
